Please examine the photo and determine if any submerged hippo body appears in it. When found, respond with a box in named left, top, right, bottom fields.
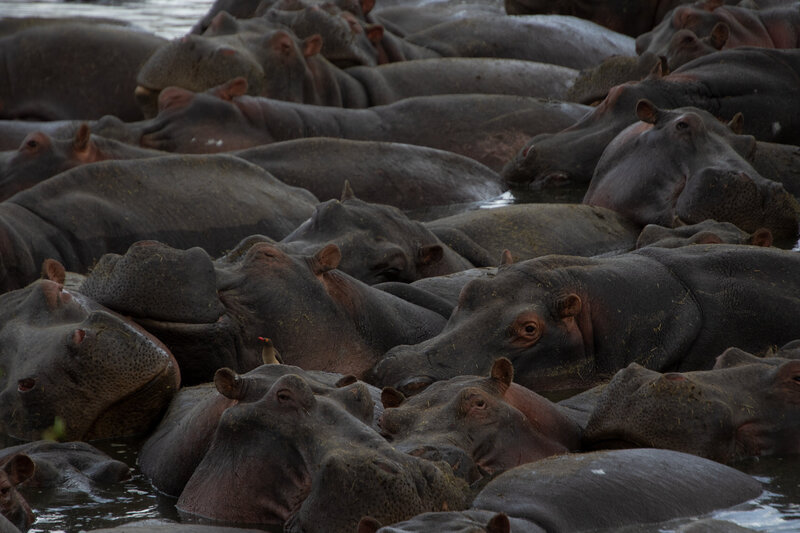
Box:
left=371, top=245, right=800, bottom=393
left=0, top=23, right=166, bottom=121
left=139, top=86, right=589, bottom=171
left=0, top=279, right=179, bottom=441
left=0, top=154, right=317, bottom=293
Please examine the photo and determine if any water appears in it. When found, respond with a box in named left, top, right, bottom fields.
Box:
left=0, top=1, right=799, bottom=531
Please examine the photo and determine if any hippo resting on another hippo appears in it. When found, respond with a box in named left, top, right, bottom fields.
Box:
left=370, top=245, right=800, bottom=395
left=583, top=348, right=800, bottom=464
left=361, top=448, right=762, bottom=533
left=176, top=373, right=469, bottom=532
left=139, top=364, right=379, bottom=498
left=0, top=276, right=179, bottom=441
left=502, top=48, right=800, bottom=188
left=0, top=154, right=317, bottom=293
left=378, top=358, right=581, bottom=482
left=80, top=239, right=446, bottom=385
left=126, top=79, right=590, bottom=172
left=583, top=100, right=800, bottom=245
left=636, top=219, right=774, bottom=249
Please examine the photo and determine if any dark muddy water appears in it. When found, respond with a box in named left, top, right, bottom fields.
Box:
left=0, top=1, right=799, bottom=531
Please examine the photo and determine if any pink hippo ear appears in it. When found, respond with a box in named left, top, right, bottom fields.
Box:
left=270, top=30, right=298, bottom=57
left=335, top=375, right=358, bottom=387
left=486, top=513, right=511, bottom=533
left=40, top=259, right=66, bottom=284
left=727, top=112, right=744, bottom=135
left=2, top=454, right=35, bottom=486
left=490, top=357, right=514, bottom=388
left=73, top=123, right=100, bottom=163
left=157, top=86, right=195, bottom=112
left=311, top=244, right=342, bottom=275
left=380, top=387, right=405, bottom=408
left=211, top=77, right=249, bottom=101
left=417, top=244, right=443, bottom=267
left=645, top=55, right=668, bottom=79
left=710, top=22, right=729, bottom=50
left=750, top=228, right=773, bottom=248
left=365, top=24, right=384, bottom=44
left=499, top=249, right=514, bottom=266
left=557, top=293, right=582, bottom=319
left=635, top=99, right=661, bottom=124
left=361, top=0, right=375, bottom=16
left=208, top=11, right=239, bottom=35
left=303, top=34, right=323, bottom=58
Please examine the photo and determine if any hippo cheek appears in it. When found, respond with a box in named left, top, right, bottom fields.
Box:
left=675, top=168, right=800, bottom=242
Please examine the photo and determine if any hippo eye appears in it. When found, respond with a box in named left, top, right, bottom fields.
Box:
left=524, top=325, right=536, bottom=334
left=277, top=389, right=292, bottom=402
left=676, top=121, right=690, bottom=131
left=26, top=139, right=38, bottom=149
left=510, top=316, right=543, bottom=346
left=474, top=398, right=486, bottom=409
left=18, top=378, right=35, bottom=392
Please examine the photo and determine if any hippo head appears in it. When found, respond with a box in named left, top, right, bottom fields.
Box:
left=0, top=278, right=179, bottom=441
left=281, top=192, right=463, bottom=284
left=370, top=256, right=594, bottom=394
left=177, top=373, right=468, bottom=531
left=636, top=220, right=773, bottom=249
left=584, top=100, right=800, bottom=245
left=665, top=25, right=728, bottom=71
left=378, top=358, right=579, bottom=482
left=583, top=359, right=800, bottom=463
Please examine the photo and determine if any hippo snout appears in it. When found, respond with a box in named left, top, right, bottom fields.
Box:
left=368, top=345, right=436, bottom=393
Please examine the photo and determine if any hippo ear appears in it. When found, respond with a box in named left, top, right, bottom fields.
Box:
left=303, top=34, right=324, bottom=58
left=208, top=11, right=239, bottom=34
left=357, top=517, right=382, bottom=533
left=646, top=56, right=668, bottom=79
left=749, top=228, right=773, bottom=248
left=381, top=387, right=405, bottom=408
left=487, top=513, right=511, bottom=533
left=691, top=231, right=724, bottom=245
left=214, top=367, right=244, bottom=399
left=341, top=180, right=356, bottom=201
left=361, top=0, right=375, bottom=16
left=490, top=357, right=514, bottom=387
left=635, top=99, right=660, bottom=124
left=3, top=454, right=35, bottom=486
left=73, top=123, right=91, bottom=153
left=703, top=0, right=724, bottom=11
left=335, top=375, right=358, bottom=387
left=41, top=258, right=66, bottom=285
left=727, top=112, right=744, bottom=135
left=710, top=22, right=729, bottom=50
left=157, top=86, right=195, bottom=112
left=311, top=244, right=342, bottom=274
left=499, top=249, right=514, bottom=266
left=365, top=23, right=384, bottom=44
left=418, top=244, right=443, bottom=267
left=557, top=293, right=582, bottom=319
left=713, top=347, right=762, bottom=369
left=212, top=77, right=249, bottom=101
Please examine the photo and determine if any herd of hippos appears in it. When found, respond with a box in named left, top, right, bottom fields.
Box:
left=2, top=0, right=800, bottom=531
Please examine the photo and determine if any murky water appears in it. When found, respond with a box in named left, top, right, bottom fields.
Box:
left=0, top=1, right=799, bottom=531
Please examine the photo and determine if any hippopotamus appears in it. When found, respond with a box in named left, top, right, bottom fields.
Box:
left=378, top=358, right=581, bottom=481
left=502, top=48, right=800, bottom=187
left=582, top=351, right=800, bottom=463
left=80, top=239, right=447, bottom=383
left=0, top=22, right=166, bottom=121
left=583, top=100, right=800, bottom=244
left=0, top=277, right=180, bottom=441
left=234, top=138, right=503, bottom=210
left=0, top=154, right=317, bottom=293
left=361, top=448, right=762, bottom=532
left=369, top=1, right=504, bottom=36
left=0, top=125, right=165, bottom=201
left=280, top=191, right=475, bottom=285
left=0, top=441, right=130, bottom=491
left=0, top=454, right=34, bottom=532
left=503, top=0, right=689, bottom=36
left=175, top=373, right=469, bottom=531
left=636, top=1, right=800, bottom=57
left=636, top=219, right=774, bottom=249
left=135, top=81, right=589, bottom=172
left=370, top=245, right=800, bottom=394
left=139, top=364, right=379, bottom=497
left=663, top=26, right=729, bottom=70
left=136, top=17, right=580, bottom=113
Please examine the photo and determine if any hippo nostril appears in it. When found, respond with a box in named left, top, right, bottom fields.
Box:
left=18, top=378, right=35, bottom=392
